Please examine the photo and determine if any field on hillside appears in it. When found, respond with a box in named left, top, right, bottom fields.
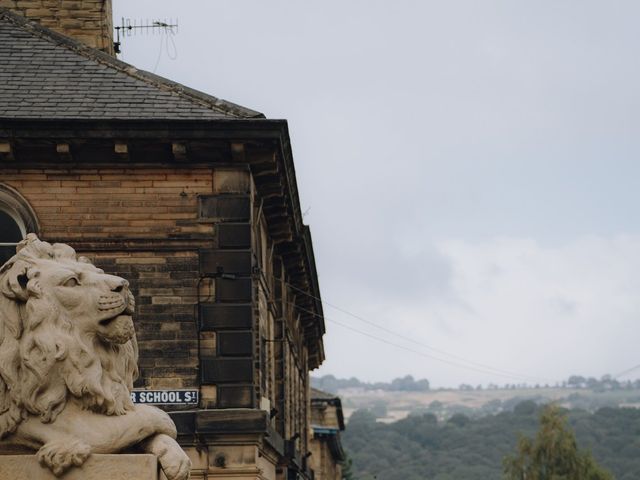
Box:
left=337, top=386, right=640, bottom=422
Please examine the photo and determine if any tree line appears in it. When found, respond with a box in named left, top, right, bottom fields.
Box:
left=313, top=374, right=430, bottom=393
left=313, top=373, right=640, bottom=394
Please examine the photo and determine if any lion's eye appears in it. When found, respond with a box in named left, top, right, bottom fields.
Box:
left=62, top=277, right=79, bottom=287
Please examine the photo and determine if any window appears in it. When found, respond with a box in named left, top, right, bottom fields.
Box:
left=0, top=184, right=39, bottom=266
left=0, top=210, right=23, bottom=265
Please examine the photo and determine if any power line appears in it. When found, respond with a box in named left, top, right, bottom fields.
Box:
left=327, top=316, right=540, bottom=382
left=288, top=299, right=551, bottom=383
left=614, top=363, right=640, bottom=379
left=279, top=278, right=550, bottom=383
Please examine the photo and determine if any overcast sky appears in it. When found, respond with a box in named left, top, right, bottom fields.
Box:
left=114, top=0, right=640, bottom=388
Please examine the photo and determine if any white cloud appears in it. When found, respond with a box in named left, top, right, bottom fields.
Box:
left=319, top=235, right=640, bottom=387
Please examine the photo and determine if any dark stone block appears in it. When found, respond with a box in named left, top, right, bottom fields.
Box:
left=170, top=411, right=196, bottom=435
left=218, top=331, right=253, bottom=356
left=200, top=249, right=252, bottom=275
left=201, top=357, right=253, bottom=383
left=215, top=278, right=252, bottom=302
left=265, top=425, right=285, bottom=456
left=199, top=303, right=253, bottom=330
left=195, top=409, right=268, bottom=434
left=217, top=385, right=254, bottom=408
left=199, top=196, right=250, bottom=221
left=218, top=223, right=251, bottom=248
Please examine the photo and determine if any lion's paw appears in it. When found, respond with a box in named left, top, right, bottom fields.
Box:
left=136, top=404, right=178, bottom=438
left=160, top=448, right=191, bottom=480
left=37, top=438, right=91, bottom=476
left=144, top=433, right=191, bottom=480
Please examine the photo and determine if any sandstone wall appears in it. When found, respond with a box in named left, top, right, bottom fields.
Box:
left=0, top=0, right=114, bottom=54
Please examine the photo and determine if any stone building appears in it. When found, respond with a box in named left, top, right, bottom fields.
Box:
left=309, top=389, right=346, bottom=480
left=0, top=2, right=327, bottom=479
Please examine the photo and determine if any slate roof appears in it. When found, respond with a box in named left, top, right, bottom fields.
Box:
left=0, top=8, right=264, bottom=120
left=311, top=388, right=340, bottom=401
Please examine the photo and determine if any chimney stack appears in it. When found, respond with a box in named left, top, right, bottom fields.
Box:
left=0, top=0, right=114, bottom=55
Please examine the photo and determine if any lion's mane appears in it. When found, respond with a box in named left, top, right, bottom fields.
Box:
left=0, top=235, right=138, bottom=438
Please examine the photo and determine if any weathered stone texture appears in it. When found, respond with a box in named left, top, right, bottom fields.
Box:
left=0, top=167, right=212, bottom=393
left=0, top=0, right=114, bottom=54
left=309, top=442, right=342, bottom=480
left=0, top=454, right=158, bottom=480
left=0, top=168, right=213, bottom=239
left=90, top=250, right=201, bottom=392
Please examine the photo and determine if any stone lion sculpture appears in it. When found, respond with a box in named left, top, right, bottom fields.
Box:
left=0, top=234, right=191, bottom=479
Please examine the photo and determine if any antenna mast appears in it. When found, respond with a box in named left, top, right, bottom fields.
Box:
left=114, top=18, right=179, bottom=54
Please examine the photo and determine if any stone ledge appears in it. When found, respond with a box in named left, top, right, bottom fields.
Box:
left=0, top=454, right=158, bottom=480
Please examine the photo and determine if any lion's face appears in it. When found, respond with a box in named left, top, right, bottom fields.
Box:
left=34, top=257, right=136, bottom=345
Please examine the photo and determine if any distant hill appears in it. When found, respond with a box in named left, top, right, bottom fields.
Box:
left=343, top=403, right=640, bottom=480
left=313, top=374, right=640, bottom=423
left=312, top=374, right=430, bottom=393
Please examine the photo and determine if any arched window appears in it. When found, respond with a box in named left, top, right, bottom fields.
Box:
left=0, top=210, right=23, bottom=265
left=0, top=184, right=39, bottom=266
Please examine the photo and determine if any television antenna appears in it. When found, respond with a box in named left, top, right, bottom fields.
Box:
left=113, top=18, right=179, bottom=54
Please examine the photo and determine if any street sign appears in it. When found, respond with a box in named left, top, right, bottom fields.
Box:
left=131, top=389, right=199, bottom=405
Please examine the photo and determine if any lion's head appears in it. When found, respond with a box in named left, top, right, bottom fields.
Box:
left=0, top=234, right=139, bottom=438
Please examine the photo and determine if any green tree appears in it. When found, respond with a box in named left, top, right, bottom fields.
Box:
left=341, top=452, right=356, bottom=480
left=503, top=404, right=613, bottom=480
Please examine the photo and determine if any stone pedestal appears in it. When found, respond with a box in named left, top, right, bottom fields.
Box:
left=0, top=454, right=159, bottom=480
